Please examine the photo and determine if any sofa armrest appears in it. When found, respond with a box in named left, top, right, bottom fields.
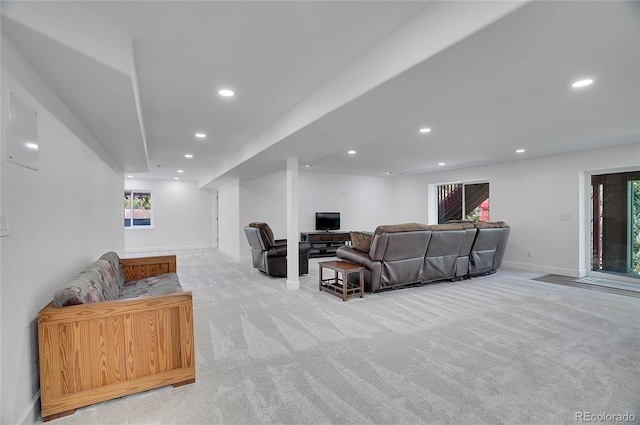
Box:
left=38, top=291, right=192, bottom=324
left=336, top=247, right=383, bottom=292
left=120, top=255, right=177, bottom=282
left=267, top=245, right=288, bottom=257
left=299, top=241, right=311, bottom=254
left=336, top=246, right=375, bottom=268
left=267, top=242, right=311, bottom=258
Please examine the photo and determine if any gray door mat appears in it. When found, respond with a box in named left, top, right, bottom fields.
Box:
left=532, top=274, right=640, bottom=298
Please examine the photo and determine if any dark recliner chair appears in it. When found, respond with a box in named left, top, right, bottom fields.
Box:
left=244, top=222, right=311, bottom=277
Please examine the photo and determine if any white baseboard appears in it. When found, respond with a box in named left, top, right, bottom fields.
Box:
left=502, top=261, right=583, bottom=278
left=217, top=247, right=240, bottom=261
left=17, top=390, right=40, bottom=425
left=215, top=249, right=253, bottom=263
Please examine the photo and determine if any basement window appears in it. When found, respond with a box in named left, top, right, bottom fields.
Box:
left=124, top=191, right=152, bottom=228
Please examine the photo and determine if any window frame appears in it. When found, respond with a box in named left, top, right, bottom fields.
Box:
left=124, top=190, right=154, bottom=229
left=434, top=180, right=490, bottom=224
left=588, top=170, right=640, bottom=279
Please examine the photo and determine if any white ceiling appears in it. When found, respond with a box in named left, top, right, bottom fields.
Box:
left=2, top=1, right=638, bottom=189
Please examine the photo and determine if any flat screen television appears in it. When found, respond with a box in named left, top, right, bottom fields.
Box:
left=315, top=212, right=340, bottom=231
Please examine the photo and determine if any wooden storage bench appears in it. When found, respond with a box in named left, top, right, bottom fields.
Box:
left=37, top=253, right=195, bottom=421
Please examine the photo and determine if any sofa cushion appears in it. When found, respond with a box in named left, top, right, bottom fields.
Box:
left=53, top=266, right=116, bottom=307
left=427, top=223, right=463, bottom=231
left=248, top=222, right=275, bottom=245
left=82, top=259, right=121, bottom=301
left=350, top=231, right=374, bottom=252
left=118, top=272, right=183, bottom=300
left=99, top=251, right=126, bottom=288
left=374, top=223, right=429, bottom=234
left=474, top=221, right=508, bottom=228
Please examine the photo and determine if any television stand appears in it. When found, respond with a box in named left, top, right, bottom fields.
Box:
left=301, top=231, right=351, bottom=258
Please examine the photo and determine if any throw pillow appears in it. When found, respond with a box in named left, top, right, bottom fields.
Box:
left=350, top=231, right=374, bottom=252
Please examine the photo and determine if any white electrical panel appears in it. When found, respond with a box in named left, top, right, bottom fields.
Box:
left=7, top=91, right=39, bottom=171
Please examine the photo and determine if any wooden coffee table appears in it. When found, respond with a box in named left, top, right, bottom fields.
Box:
left=318, top=260, right=364, bottom=302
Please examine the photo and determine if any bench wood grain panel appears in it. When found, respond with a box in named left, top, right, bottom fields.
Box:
left=120, top=256, right=176, bottom=282
left=39, top=293, right=194, bottom=420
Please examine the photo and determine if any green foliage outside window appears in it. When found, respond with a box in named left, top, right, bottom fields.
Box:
left=124, top=192, right=151, bottom=210
left=124, top=191, right=152, bottom=227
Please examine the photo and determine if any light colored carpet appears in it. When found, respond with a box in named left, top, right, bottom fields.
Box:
left=38, top=249, right=640, bottom=425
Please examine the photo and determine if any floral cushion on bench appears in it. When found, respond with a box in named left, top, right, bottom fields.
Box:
left=99, top=251, right=126, bottom=289
left=53, top=259, right=120, bottom=307
left=84, top=259, right=121, bottom=300
left=53, top=253, right=182, bottom=307
left=118, top=273, right=183, bottom=300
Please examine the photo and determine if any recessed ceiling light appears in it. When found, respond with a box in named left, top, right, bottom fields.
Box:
left=127, top=175, right=133, bottom=178
left=419, top=128, right=431, bottom=133
left=177, top=170, right=184, bottom=173
left=386, top=171, right=393, bottom=175
left=572, top=79, right=593, bottom=88
left=195, top=133, right=207, bottom=139
left=218, top=89, right=234, bottom=97
left=174, top=177, right=180, bottom=180
left=348, top=150, right=356, bottom=155
left=305, top=164, right=314, bottom=168
left=438, top=162, right=446, bottom=166
left=516, top=149, right=526, bottom=153
left=184, top=154, right=193, bottom=158
left=25, top=142, right=38, bottom=149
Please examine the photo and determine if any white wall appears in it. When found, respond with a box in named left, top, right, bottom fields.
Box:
left=393, top=143, right=640, bottom=277
left=241, top=171, right=287, bottom=235
left=1, top=35, right=124, bottom=424
left=237, top=171, right=287, bottom=259
left=299, top=171, right=398, bottom=232
left=388, top=176, right=430, bottom=224
left=124, top=179, right=214, bottom=252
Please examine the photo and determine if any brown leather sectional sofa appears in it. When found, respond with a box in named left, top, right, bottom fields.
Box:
left=336, top=221, right=510, bottom=292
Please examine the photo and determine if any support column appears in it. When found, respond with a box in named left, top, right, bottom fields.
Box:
left=286, top=157, right=300, bottom=290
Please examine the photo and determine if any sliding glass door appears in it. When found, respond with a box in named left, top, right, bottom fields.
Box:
left=590, top=171, right=640, bottom=279
left=437, top=182, right=490, bottom=224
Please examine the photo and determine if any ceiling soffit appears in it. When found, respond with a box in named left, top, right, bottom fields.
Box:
left=1, top=1, right=149, bottom=173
